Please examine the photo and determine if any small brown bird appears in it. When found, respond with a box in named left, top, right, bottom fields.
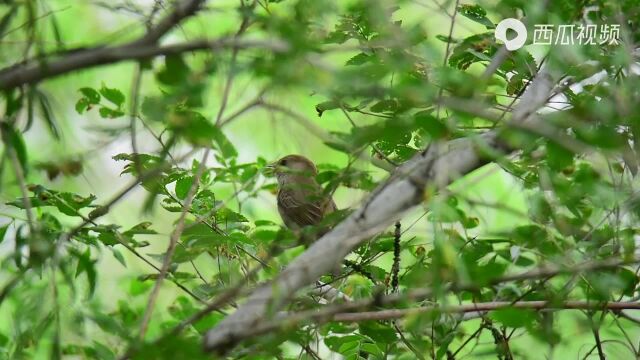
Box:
left=267, top=155, right=336, bottom=235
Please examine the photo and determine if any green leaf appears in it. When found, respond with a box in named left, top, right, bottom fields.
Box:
left=370, top=99, right=397, bottom=113
left=75, top=97, right=91, bottom=114
left=325, top=335, right=362, bottom=353
left=315, top=100, right=341, bottom=117
left=490, top=308, right=536, bottom=328
left=129, top=279, right=152, bottom=296
left=168, top=224, right=229, bottom=263
left=182, top=223, right=225, bottom=243
left=88, top=341, right=116, bottom=360
left=7, top=186, right=97, bottom=217
left=123, top=222, right=157, bottom=236
left=111, top=247, right=126, bottom=267
left=434, top=66, right=479, bottom=97
left=141, top=96, right=168, bottom=122
left=359, top=322, right=397, bottom=343
left=346, top=53, right=372, bottom=66
left=414, top=110, right=448, bottom=138
left=79, top=88, right=100, bottom=104
left=506, top=73, right=526, bottom=95
left=175, top=176, right=195, bottom=200
left=74, top=248, right=97, bottom=297
left=35, top=90, right=60, bottom=139
left=98, top=106, right=125, bottom=119
left=360, top=343, right=384, bottom=358
left=457, top=4, right=495, bottom=29
left=575, top=124, right=626, bottom=149
left=254, top=219, right=278, bottom=226
left=168, top=110, right=219, bottom=147
left=0, top=223, right=10, bottom=244
left=215, top=207, right=248, bottom=223
left=211, top=127, right=238, bottom=159
left=99, top=85, right=125, bottom=108
left=1, top=122, right=28, bottom=175
left=156, top=55, right=191, bottom=86
left=3, top=89, right=23, bottom=117
left=448, top=32, right=496, bottom=70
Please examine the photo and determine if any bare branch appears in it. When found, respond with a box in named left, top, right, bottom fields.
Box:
left=329, top=301, right=640, bottom=322
left=205, top=300, right=640, bottom=343
left=133, top=0, right=207, bottom=46
left=214, top=0, right=255, bottom=126
left=0, top=37, right=289, bottom=91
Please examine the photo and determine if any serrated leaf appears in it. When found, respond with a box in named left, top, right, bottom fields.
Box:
left=79, top=88, right=100, bottom=104
left=458, top=4, right=495, bottom=29
left=99, top=85, right=125, bottom=107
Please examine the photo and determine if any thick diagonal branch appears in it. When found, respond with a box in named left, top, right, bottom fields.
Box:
left=203, top=66, right=558, bottom=352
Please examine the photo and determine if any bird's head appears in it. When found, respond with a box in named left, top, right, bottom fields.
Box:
left=265, top=154, right=318, bottom=185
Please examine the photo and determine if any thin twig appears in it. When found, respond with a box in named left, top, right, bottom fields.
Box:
left=450, top=323, right=484, bottom=358
left=138, top=149, right=210, bottom=339
left=214, top=0, right=254, bottom=126
left=129, top=62, right=144, bottom=176
left=50, top=265, right=62, bottom=359
left=2, top=127, right=35, bottom=232
left=434, top=0, right=461, bottom=122
left=590, top=315, right=606, bottom=360
left=393, top=323, right=425, bottom=360
left=0, top=270, right=26, bottom=306
left=133, top=0, right=207, bottom=46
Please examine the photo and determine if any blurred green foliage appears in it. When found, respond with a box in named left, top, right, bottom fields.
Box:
left=0, top=0, right=640, bottom=359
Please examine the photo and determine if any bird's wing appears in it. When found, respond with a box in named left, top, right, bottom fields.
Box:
left=277, top=187, right=325, bottom=227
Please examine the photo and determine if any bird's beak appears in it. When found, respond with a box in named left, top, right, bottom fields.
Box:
left=263, top=162, right=277, bottom=176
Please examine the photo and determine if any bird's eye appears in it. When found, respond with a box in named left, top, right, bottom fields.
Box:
left=280, top=159, right=288, bottom=166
